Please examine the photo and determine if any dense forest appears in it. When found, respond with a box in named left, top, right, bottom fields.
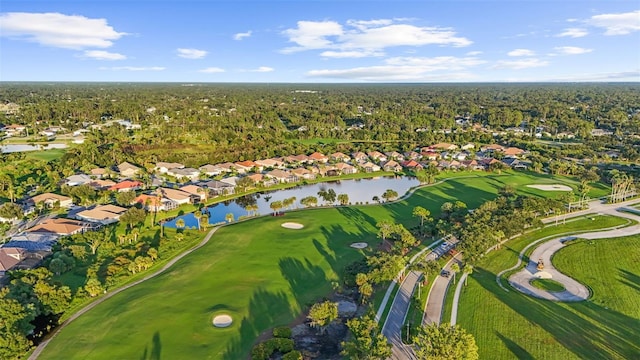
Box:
left=1, top=83, right=639, bottom=169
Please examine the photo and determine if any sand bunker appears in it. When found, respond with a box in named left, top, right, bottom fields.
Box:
left=350, top=242, right=368, bottom=249
left=526, top=184, right=572, bottom=191
left=534, top=271, right=553, bottom=279
left=212, top=314, right=233, bottom=328
left=281, top=222, right=304, bottom=229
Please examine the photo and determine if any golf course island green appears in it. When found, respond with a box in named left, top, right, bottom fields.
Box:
left=37, top=171, right=614, bottom=359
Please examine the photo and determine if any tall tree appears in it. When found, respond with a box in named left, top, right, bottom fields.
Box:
left=341, top=312, right=392, bottom=360
left=413, top=323, right=478, bottom=360
left=307, top=301, right=338, bottom=334
left=412, top=206, right=431, bottom=227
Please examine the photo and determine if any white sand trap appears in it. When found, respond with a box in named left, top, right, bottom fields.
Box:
left=350, top=242, right=368, bottom=249
left=281, top=222, right=304, bottom=229
left=534, top=271, right=553, bottom=279
left=526, top=184, right=572, bottom=191
left=213, top=314, right=233, bottom=328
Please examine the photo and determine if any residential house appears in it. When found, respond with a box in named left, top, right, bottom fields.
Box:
left=351, top=152, right=368, bottom=163
left=367, top=151, right=388, bottom=163
left=330, top=152, right=351, bottom=163
left=27, top=218, right=87, bottom=236
left=318, top=164, right=340, bottom=177
left=134, top=194, right=175, bottom=212
left=502, top=158, right=529, bottom=170
left=429, top=143, right=458, bottom=151
left=385, top=151, right=405, bottom=162
left=180, top=184, right=208, bottom=202
left=461, top=143, right=475, bottom=150
left=108, top=180, right=143, bottom=193
left=234, top=160, right=259, bottom=173
left=308, top=152, right=329, bottom=164
left=246, top=173, right=274, bottom=187
left=382, top=160, right=403, bottom=172
left=219, top=176, right=239, bottom=187
left=65, top=174, right=92, bottom=186
left=28, top=193, right=73, bottom=208
left=75, top=205, right=127, bottom=225
left=3, top=232, right=58, bottom=252
left=404, top=151, right=422, bottom=161
left=292, top=168, right=316, bottom=180
left=265, top=169, right=297, bottom=183
left=199, top=164, right=224, bottom=176
left=3, top=124, right=26, bottom=137
left=479, top=158, right=501, bottom=169
left=402, top=160, right=424, bottom=171
left=482, top=144, right=505, bottom=153
left=167, top=167, right=200, bottom=181
left=361, top=162, right=381, bottom=173
left=255, top=158, right=285, bottom=170
left=214, top=162, right=237, bottom=173
left=86, top=179, right=116, bottom=190
left=284, top=154, right=309, bottom=166
left=422, top=151, right=440, bottom=161
left=0, top=248, right=27, bottom=277
left=461, top=159, right=484, bottom=171
left=155, top=162, right=185, bottom=174
left=502, top=147, right=526, bottom=157
left=201, top=180, right=235, bottom=196
left=452, top=152, right=469, bottom=161
left=90, top=168, right=108, bottom=178
left=335, top=162, right=357, bottom=175
left=156, top=187, right=193, bottom=205
left=117, top=162, right=141, bottom=177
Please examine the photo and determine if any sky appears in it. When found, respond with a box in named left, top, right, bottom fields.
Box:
left=1, top=0, right=639, bottom=83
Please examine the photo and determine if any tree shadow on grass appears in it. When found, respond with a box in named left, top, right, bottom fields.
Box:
left=139, top=331, right=162, bottom=360
left=475, top=267, right=640, bottom=359
left=619, top=268, right=640, bottom=293
left=280, top=256, right=329, bottom=309
left=495, top=331, right=534, bottom=360
left=221, top=288, right=294, bottom=360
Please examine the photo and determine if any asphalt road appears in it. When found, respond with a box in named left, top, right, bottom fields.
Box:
left=381, top=270, right=420, bottom=360
left=422, top=253, right=462, bottom=326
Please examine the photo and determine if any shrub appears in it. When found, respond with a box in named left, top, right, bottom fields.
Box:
left=272, top=338, right=294, bottom=353
left=251, top=341, right=276, bottom=360
left=282, top=350, right=303, bottom=360
left=273, top=326, right=292, bottom=338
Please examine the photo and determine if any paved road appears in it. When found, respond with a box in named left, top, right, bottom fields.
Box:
left=509, top=202, right=640, bottom=302
left=29, top=227, right=220, bottom=360
left=382, top=270, right=419, bottom=360
left=422, top=253, right=462, bottom=326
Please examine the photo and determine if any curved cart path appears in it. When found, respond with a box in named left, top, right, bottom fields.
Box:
left=30, top=227, right=220, bottom=360
left=508, top=206, right=640, bottom=302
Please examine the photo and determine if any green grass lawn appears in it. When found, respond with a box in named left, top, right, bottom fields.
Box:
left=457, top=217, right=640, bottom=360
left=25, top=148, right=67, bottom=161
left=530, top=278, right=565, bottom=292
left=39, top=171, right=610, bottom=359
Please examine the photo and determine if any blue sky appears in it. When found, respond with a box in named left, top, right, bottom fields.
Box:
left=1, top=0, right=639, bottom=82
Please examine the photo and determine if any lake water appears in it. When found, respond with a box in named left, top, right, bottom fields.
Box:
left=164, top=176, right=420, bottom=228
left=0, top=143, right=68, bottom=153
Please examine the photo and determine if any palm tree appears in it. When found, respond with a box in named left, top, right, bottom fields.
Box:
left=270, top=200, right=283, bottom=215
left=382, top=189, right=398, bottom=202
left=225, top=213, right=235, bottom=223
left=412, top=206, right=431, bottom=227
left=176, top=218, right=185, bottom=230
left=450, top=262, right=460, bottom=284
left=462, top=263, right=473, bottom=286
left=130, top=228, right=140, bottom=243
left=337, top=193, right=349, bottom=205
left=200, top=213, right=209, bottom=229
left=175, top=233, right=184, bottom=242
left=194, top=211, right=202, bottom=231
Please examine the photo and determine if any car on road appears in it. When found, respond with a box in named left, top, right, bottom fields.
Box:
left=440, top=270, right=451, bottom=277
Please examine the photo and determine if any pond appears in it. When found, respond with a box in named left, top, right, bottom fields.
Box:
left=164, top=176, right=420, bottom=228
left=0, top=143, right=68, bottom=153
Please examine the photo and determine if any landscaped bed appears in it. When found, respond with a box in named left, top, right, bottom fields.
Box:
left=530, top=278, right=565, bottom=292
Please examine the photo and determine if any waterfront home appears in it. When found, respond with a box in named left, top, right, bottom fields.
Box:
left=180, top=184, right=208, bottom=201
left=402, top=160, right=424, bottom=171
left=308, top=152, right=329, bottom=164
left=351, top=152, right=368, bottom=163
left=76, top=205, right=127, bottom=225
left=265, top=169, right=297, bottom=183
left=292, top=168, right=316, bottom=180
left=361, top=162, right=381, bottom=173
left=156, top=187, right=193, bottom=205
left=201, top=180, right=235, bottom=196
left=382, top=160, right=403, bottom=172
left=385, top=151, right=405, bottom=162
left=27, top=218, right=88, bottom=236
left=335, top=162, right=357, bottom=175
left=166, top=167, right=200, bottom=181
left=367, top=151, right=387, bottom=163
left=199, top=164, right=224, bottom=176
left=330, top=152, right=351, bottom=163
left=134, top=194, right=176, bottom=212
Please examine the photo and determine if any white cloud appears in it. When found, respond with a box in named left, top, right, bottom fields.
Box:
left=493, top=58, right=549, bottom=70
left=82, top=50, right=126, bottom=60
left=587, top=10, right=640, bottom=35
left=508, top=49, right=536, bottom=57
left=466, top=51, right=483, bottom=56
left=320, top=50, right=384, bottom=58
left=556, top=28, right=588, bottom=38
left=252, top=66, right=274, bottom=72
left=0, top=12, right=125, bottom=49
left=307, top=55, right=484, bottom=81
left=101, top=66, right=165, bottom=71
left=554, top=46, right=593, bottom=55
left=281, top=18, right=471, bottom=56
left=177, top=48, right=207, bottom=59
left=233, top=31, right=252, bottom=40
left=199, top=67, right=225, bottom=73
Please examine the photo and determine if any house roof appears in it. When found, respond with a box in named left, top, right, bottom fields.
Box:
left=247, top=173, right=264, bottom=182
left=335, top=162, right=355, bottom=170
left=27, top=218, right=85, bottom=235
left=168, top=167, right=199, bottom=176
left=484, top=144, right=504, bottom=151
left=76, top=207, right=124, bottom=221
left=156, top=162, right=184, bottom=170
left=0, top=248, right=26, bottom=272
left=430, top=143, right=458, bottom=150
left=90, top=168, right=107, bottom=175
left=266, top=169, right=293, bottom=179
left=503, top=147, right=525, bottom=156
left=308, top=152, right=328, bottom=160
left=156, top=187, right=191, bottom=201
left=330, top=152, right=349, bottom=159
left=180, top=184, right=205, bottom=195
left=117, top=162, right=140, bottom=173
left=87, top=179, right=116, bottom=189
left=292, top=168, right=312, bottom=175
left=108, top=180, right=143, bottom=191
left=134, top=194, right=162, bottom=207
left=202, top=180, right=234, bottom=189
left=30, top=192, right=72, bottom=204
left=383, top=160, right=401, bottom=168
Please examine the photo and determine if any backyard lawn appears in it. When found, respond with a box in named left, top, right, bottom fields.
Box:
left=38, top=171, right=612, bottom=359
left=457, top=217, right=640, bottom=360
